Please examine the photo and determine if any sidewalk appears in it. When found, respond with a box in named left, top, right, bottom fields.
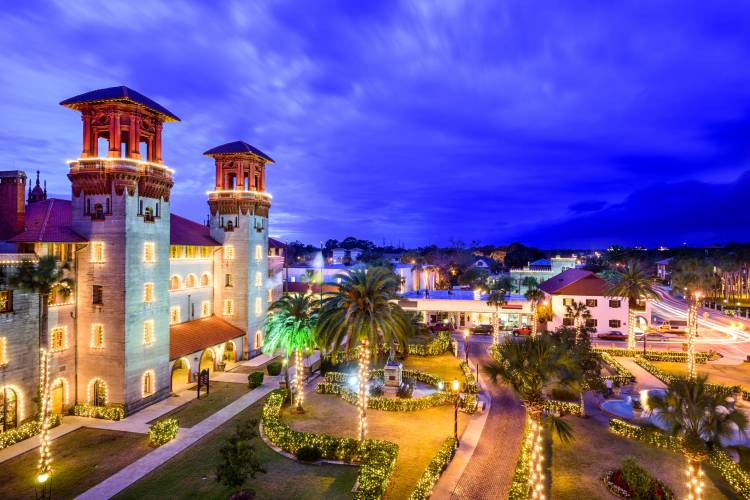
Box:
left=615, top=357, right=666, bottom=390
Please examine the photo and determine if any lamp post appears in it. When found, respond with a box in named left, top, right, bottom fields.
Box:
left=463, top=329, right=469, bottom=363
left=452, top=378, right=460, bottom=445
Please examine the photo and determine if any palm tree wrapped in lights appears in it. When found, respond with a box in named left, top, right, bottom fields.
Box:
left=318, top=267, right=413, bottom=440
left=606, top=260, right=659, bottom=350
left=263, top=293, right=318, bottom=412
left=524, top=287, right=546, bottom=337
left=649, top=376, right=747, bottom=500
left=486, top=285, right=508, bottom=345
left=564, top=299, right=591, bottom=344
left=485, top=335, right=580, bottom=499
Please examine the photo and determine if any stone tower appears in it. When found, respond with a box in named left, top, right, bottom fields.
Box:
left=61, top=86, right=179, bottom=413
left=204, top=141, right=273, bottom=357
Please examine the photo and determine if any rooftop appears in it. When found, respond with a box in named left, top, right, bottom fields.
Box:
left=60, top=86, right=180, bottom=122
left=170, top=214, right=220, bottom=246
left=9, top=199, right=85, bottom=243
left=169, top=316, right=244, bottom=360
left=538, top=268, right=609, bottom=296
left=203, top=141, right=274, bottom=163
left=401, top=289, right=527, bottom=302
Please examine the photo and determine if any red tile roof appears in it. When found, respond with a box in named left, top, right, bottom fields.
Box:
left=169, top=316, right=245, bottom=360
left=9, top=199, right=85, bottom=243
left=170, top=214, right=220, bottom=246
left=538, top=268, right=610, bottom=296
left=269, top=237, right=285, bottom=248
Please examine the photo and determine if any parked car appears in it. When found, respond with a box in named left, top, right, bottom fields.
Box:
left=597, top=331, right=627, bottom=341
left=430, top=323, right=452, bottom=333
left=472, top=324, right=492, bottom=334
left=512, top=327, right=530, bottom=336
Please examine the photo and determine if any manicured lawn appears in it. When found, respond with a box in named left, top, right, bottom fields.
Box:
left=151, top=381, right=251, bottom=427
left=0, top=427, right=151, bottom=499
left=116, top=396, right=358, bottom=500
left=285, top=389, right=469, bottom=499
left=651, top=360, right=750, bottom=390
left=336, top=353, right=465, bottom=384
left=551, top=414, right=732, bottom=499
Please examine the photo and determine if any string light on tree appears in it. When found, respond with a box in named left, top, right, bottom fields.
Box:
left=687, top=291, right=701, bottom=380
left=358, top=339, right=370, bottom=441
left=686, top=462, right=704, bottom=500
left=528, top=417, right=545, bottom=499
left=36, top=348, right=52, bottom=497
left=294, top=348, right=304, bottom=411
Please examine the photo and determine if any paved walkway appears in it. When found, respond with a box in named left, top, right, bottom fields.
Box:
left=615, top=357, right=666, bottom=390
left=445, top=338, right=526, bottom=500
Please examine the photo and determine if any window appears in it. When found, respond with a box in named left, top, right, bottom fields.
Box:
left=255, top=271, right=262, bottom=288
left=144, top=283, right=154, bottom=303
left=255, top=244, right=262, bottom=260
left=585, top=318, right=597, bottom=328
left=562, top=317, right=574, bottom=327
left=609, top=320, right=622, bottom=328
left=91, top=379, right=106, bottom=406
left=200, top=273, right=211, bottom=287
left=254, top=330, right=263, bottom=349
left=142, top=370, right=155, bottom=397
left=224, top=299, right=234, bottom=316
left=562, top=298, right=573, bottom=306
left=268, top=289, right=273, bottom=303
left=0, top=337, right=7, bottom=366
left=50, top=327, right=67, bottom=352
left=201, top=300, right=210, bottom=318
left=609, top=299, right=621, bottom=308
left=92, top=285, right=103, bottom=305
left=143, top=320, right=155, bottom=345
left=185, top=246, right=197, bottom=259
left=225, top=274, right=233, bottom=287
left=170, top=306, right=180, bottom=325
left=0, top=291, right=13, bottom=313
left=185, top=274, right=197, bottom=288
left=143, top=242, right=156, bottom=263
left=200, top=246, right=212, bottom=258
left=1, top=386, right=18, bottom=431
left=91, top=324, right=104, bottom=348
left=585, top=299, right=598, bottom=307
left=225, top=245, right=234, bottom=260
left=91, top=242, right=105, bottom=263
left=170, top=245, right=182, bottom=259
left=255, top=297, right=262, bottom=316
left=170, top=275, right=181, bottom=290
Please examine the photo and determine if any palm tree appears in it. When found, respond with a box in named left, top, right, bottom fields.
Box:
left=564, top=299, right=591, bottom=344
left=486, top=286, right=507, bottom=345
left=485, top=335, right=580, bottom=498
left=649, top=376, right=747, bottom=498
left=607, top=260, right=659, bottom=350
left=670, top=259, right=716, bottom=378
left=317, top=267, right=413, bottom=440
left=263, top=293, right=318, bottom=412
left=524, top=287, right=546, bottom=337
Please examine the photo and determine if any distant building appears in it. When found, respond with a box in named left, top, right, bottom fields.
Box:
left=509, top=255, right=581, bottom=294
left=655, top=258, right=672, bottom=283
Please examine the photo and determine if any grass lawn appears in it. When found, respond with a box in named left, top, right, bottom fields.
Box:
left=116, top=396, right=358, bottom=500
left=551, top=415, right=733, bottom=499
left=400, top=353, right=465, bottom=383
left=651, top=360, right=750, bottom=390
left=0, top=427, right=151, bottom=499
left=151, top=381, right=251, bottom=427
left=285, top=389, right=469, bottom=499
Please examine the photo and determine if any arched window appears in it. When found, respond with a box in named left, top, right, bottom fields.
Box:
left=0, top=386, right=18, bottom=432
left=200, top=273, right=211, bottom=287
left=90, top=379, right=107, bottom=407
left=185, top=274, right=197, bottom=288
left=170, top=275, right=181, bottom=290
left=254, top=330, right=263, bottom=349
left=93, top=203, right=104, bottom=220
left=143, top=370, right=155, bottom=397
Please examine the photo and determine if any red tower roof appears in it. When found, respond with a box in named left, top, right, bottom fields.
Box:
left=60, top=86, right=180, bottom=122
left=203, top=141, right=274, bottom=163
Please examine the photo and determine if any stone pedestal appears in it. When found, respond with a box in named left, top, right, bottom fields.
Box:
left=384, top=360, right=402, bottom=387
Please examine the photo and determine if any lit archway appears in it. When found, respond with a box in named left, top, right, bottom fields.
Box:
left=224, top=341, right=237, bottom=364
left=0, top=385, right=21, bottom=432
left=88, top=378, right=107, bottom=406
left=199, top=348, right=215, bottom=374
left=254, top=330, right=263, bottom=350
left=51, top=377, right=69, bottom=415
left=171, top=357, right=191, bottom=391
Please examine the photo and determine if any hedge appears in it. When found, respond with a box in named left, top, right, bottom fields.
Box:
left=543, top=399, right=583, bottom=416
left=331, top=332, right=453, bottom=363
left=261, top=389, right=398, bottom=499
left=149, top=418, right=179, bottom=446
left=73, top=404, right=125, bottom=421
left=325, top=369, right=446, bottom=389
left=316, top=382, right=470, bottom=413
left=599, top=352, right=636, bottom=385
left=508, top=417, right=533, bottom=500
left=634, top=356, right=741, bottom=398
left=609, top=418, right=750, bottom=499
left=593, top=347, right=716, bottom=363
left=0, top=415, right=63, bottom=450
left=459, top=361, right=479, bottom=393
left=408, top=437, right=458, bottom=500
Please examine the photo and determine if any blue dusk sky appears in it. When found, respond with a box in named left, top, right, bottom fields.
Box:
left=1, top=1, right=750, bottom=249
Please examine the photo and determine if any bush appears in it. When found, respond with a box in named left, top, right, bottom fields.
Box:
left=620, top=458, right=655, bottom=498
left=149, top=418, right=178, bottom=446
left=0, top=415, right=62, bottom=450
left=369, top=379, right=384, bottom=397
left=296, top=445, right=322, bottom=463
left=217, top=419, right=265, bottom=488
left=409, top=437, right=458, bottom=499
left=397, top=379, right=415, bottom=399
left=73, top=404, right=125, bottom=421
left=550, top=387, right=578, bottom=402
left=266, top=361, right=283, bottom=376
left=248, top=371, right=264, bottom=389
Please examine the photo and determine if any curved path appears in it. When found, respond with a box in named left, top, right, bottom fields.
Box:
left=449, top=337, right=525, bottom=499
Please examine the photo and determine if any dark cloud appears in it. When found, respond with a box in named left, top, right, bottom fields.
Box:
left=568, top=201, right=607, bottom=213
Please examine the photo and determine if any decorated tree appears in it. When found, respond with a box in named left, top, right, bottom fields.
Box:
left=524, top=287, right=546, bottom=337
left=317, top=267, right=412, bottom=440
left=606, top=260, right=659, bottom=350
left=486, top=285, right=508, bottom=345
left=564, top=299, right=591, bottom=344
left=216, top=419, right=266, bottom=489
left=263, top=293, right=318, bottom=412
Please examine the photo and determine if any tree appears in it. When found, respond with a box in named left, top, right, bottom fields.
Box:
left=606, top=260, right=659, bottom=350
left=484, top=335, right=580, bottom=498
left=486, top=286, right=507, bottom=345
left=458, top=267, right=489, bottom=288
left=215, top=419, right=266, bottom=489
left=670, top=258, right=716, bottom=378
left=649, top=376, right=747, bottom=499
left=263, top=293, right=318, bottom=412
left=564, top=299, right=591, bottom=344
left=524, top=287, right=546, bottom=337
left=552, top=326, right=604, bottom=418
left=317, top=267, right=413, bottom=440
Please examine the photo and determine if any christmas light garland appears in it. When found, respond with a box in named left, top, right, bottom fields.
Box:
left=408, top=436, right=458, bottom=500
left=37, top=348, right=52, bottom=484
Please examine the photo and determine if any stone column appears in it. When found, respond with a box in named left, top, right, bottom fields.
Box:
left=129, top=112, right=141, bottom=159
left=154, top=123, right=163, bottom=163
left=215, top=160, right=222, bottom=190
left=82, top=111, right=93, bottom=157
left=108, top=110, right=121, bottom=158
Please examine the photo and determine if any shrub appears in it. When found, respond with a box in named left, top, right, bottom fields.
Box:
left=409, top=437, right=458, bottom=499
left=149, top=418, right=178, bottom=446
left=296, top=445, right=322, bottom=463
left=634, top=357, right=740, bottom=398
left=397, top=379, right=415, bottom=399
left=459, top=361, right=479, bottom=393
left=73, top=404, right=125, bottom=421
left=620, top=458, right=655, bottom=498
left=369, top=379, right=384, bottom=397
left=0, top=415, right=62, bottom=450
left=248, top=371, right=264, bottom=389
left=266, top=361, right=283, bottom=376
left=216, top=419, right=265, bottom=488
left=509, top=418, right=533, bottom=500
left=550, top=387, right=578, bottom=402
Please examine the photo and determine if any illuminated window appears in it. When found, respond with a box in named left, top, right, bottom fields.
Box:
left=200, top=273, right=211, bottom=287
left=255, top=244, right=262, bottom=260
left=254, top=330, right=263, bottom=349
left=143, top=242, right=156, bottom=263
left=144, top=283, right=154, bottom=303
left=609, top=320, right=622, bottom=328
left=268, top=289, right=273, bottom=303
left=143, top=320, right=155, bottom=345
left=200, top=246, right=212, bottom=258
left=185, top=246, right=197, bottom=259
left=0, top=337, right=7, bottom=366
left=91, top=324, right=104, bottom=348
left=142, top=370, right=155, bottom=397
left=90, top=379, right=107, bottom=406
left=201, top=300, right=210, bottom=318
left=225, top=245, right=234, bottom=260
left=255, top=297, right=262, bottom=316
left=255, top=271, right=262, bottom=288
left=91, top=242, right=105, bottom=263
left=0, top=290, right=13, bottom=314
left=225, top=274, right=233, bottom=287
left=50, top=326, right=67, bottom=352
left=224, top=299, right=234, bottom=316
left=170, top=245, right=182, bottom=259
left=170, top=275, right=181, bottom=290
left=170, top=306, right=180, bottom=325
left=185, top=274, right=197, bottom=288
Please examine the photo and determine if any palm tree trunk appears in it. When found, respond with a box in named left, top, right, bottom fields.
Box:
left=687, top=295, right=698, bottom=379
left=627, top=307, right=636, bottom=350
left=492, top=311, right=499, bottom=345
left=579, top=389, right=586, bottom=417
left=686, top=457, right=705, bottom=499
left=294, top=349, right=304, bottom=412
left=39, top=293, right=49, bottom=351
left=531, top=302, right=538, bottom=337
left=527, top=408, right=545, bottom=499
left=284, top=354, right=291, bottom=402
left=358, top=338, right=370, bottom=441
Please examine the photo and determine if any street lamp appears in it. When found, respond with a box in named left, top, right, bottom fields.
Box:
left=36, top=471, right=51, bottom=500
left=452, top=378, right=460, bottom=445
left=463, top=329, right=469, bottom=363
